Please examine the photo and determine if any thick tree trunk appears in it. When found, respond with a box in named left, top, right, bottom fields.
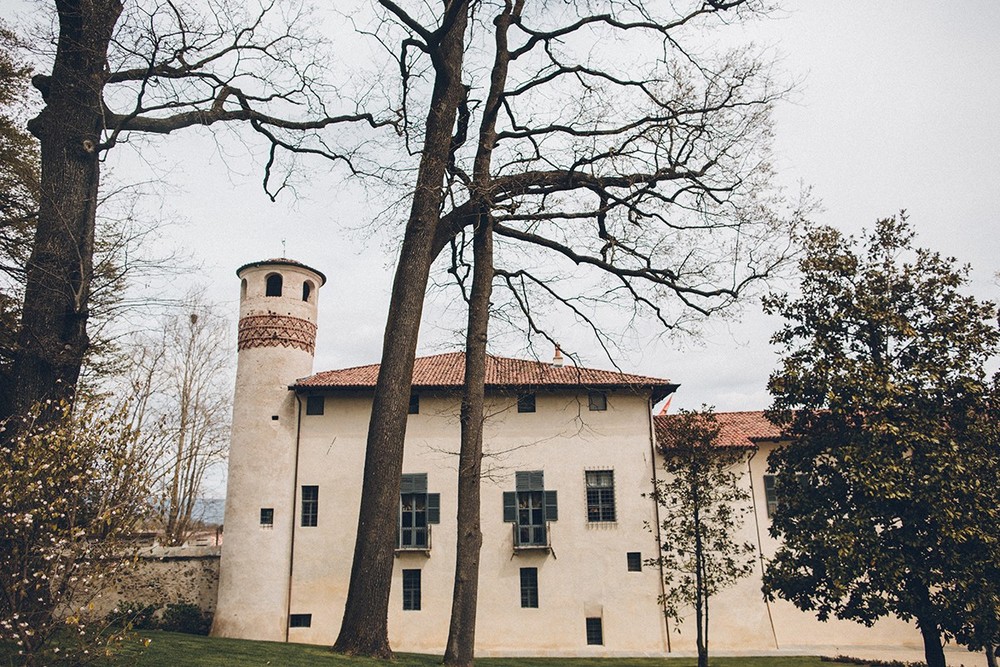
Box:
left=443, top=214, right=493, bottom=666
left=333, top=3, right=470, bottom=657
left=442, top=4, right=514, bottom=663
left=6, top=0, right=122, bottom=424
left=918, top=619, right=947, bottom=667
left=987, top=646, right=998, bottom=667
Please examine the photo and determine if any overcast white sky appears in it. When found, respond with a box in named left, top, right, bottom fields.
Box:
left=11, top=1, right=998, bottom=414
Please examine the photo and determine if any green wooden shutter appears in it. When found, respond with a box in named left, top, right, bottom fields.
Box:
left=544, top=490, right=558, bottom=522
left=414, top=473, right=428, bottom=493
left=530, top=470, right=544, bottom=491
left=503, top=492, right=517, bottom=522
left=427, top=493, right=440, bottom=524
left=401, top=473, right=428, bottom=494
left=516, top=470, right=544, bottom=491
left=515, top=471, right=530, bottom=491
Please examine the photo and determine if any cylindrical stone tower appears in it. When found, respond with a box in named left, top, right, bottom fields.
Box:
left=212, top=258, right=325, bottom=641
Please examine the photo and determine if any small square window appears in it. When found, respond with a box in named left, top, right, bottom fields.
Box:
left=260, top=508, right=274, bottom=528
left=517, top=393, right=536, bottom=413
left=402, top=569, right=421, bottom=610
left=289, top=613, right=311, bottom=628
left=588, top=391, right=607, bottom=411
left=408, top=393, right=420, bottom=414
left=626, top=552, right=642, bottom=572
left=306, top=395, right=324, bottom=415
left=586, top=617, right=604, bottom=645
left=520, top=567, right=539, bottom=608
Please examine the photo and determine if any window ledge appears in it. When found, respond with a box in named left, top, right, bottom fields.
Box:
left=585, top=521, right=618, bottom=529
left=512, top=544, right=556, bottom=559
left=394, top=547, right=431, bottom=557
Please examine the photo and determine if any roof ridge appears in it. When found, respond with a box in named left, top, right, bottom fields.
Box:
left=295, top=350, right=676, bottom=403
left=655, top=409, right=767, bottom=418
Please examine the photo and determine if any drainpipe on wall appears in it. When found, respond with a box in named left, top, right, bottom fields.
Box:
left=645, top=397, right=671, bottom=653
left=285, top=392, right=306, bottom=644
left=746, top=448, right=779, bottom=650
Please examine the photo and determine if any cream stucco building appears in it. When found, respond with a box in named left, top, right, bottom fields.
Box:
left=213, top=258, right=978, bottom=664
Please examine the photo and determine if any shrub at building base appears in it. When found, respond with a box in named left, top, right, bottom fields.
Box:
left=108, top=601, right=212, bottom=636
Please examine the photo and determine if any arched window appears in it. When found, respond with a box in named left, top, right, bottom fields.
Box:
left=240, top=278, right=248, bottom=299
left=265, top=273, right=283, bottom=297
left=302, top=281, right=313, bottom=302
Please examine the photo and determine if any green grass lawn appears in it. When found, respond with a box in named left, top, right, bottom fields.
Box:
left=100, top=631, right=860, bottom=667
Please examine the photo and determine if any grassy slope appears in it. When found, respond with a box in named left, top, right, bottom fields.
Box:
left=117, top=631, right=844, bottom=667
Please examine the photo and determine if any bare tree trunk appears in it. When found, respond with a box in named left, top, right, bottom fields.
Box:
left=333, top=2, right=470, bottom=657
left=7, top=0, right=122, bottom=424
left=443, top=3, right=516, bottom=662
left=693, top=486, right=707, bottom=667
left=986, top=646, right=998, bottom=667
left=444, top=213, right=493, bottom=666
left=165, top=342, right=191, bottom=544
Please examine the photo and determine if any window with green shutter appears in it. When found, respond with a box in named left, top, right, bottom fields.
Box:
left=504, top=471, right=557, bottom=548
left=763, top=474, right=778, bottom=518
left=399, top=473, right=440, bottom=550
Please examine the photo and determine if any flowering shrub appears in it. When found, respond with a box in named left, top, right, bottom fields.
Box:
left=0, top=400, right=151, bottom=665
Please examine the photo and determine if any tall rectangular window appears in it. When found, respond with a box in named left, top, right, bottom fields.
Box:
left=305, top=395, right=324, bottom=415
left=301, top=485, right=318, bottom=527
left=503, top=471, right=557, bottom=548
left=626, top=552, right=642, bottom=572
left=763, top=474, right=778, bottom=518
left=399, top=473, right=440, bottom=549
left=588, top=391, right=607, bottom=411
left=260, top=507, right=274, bottom=528
left=517, top=393, right=536, bottom=413
left=586, top=470, right=616, bottom=522
left=408, top=393, right=420, bottom=414
left=402, top=569, right=421, bottom=610
left=586, top=617, right=604, bottom=645
left=519, top=567, right=538, bottom=608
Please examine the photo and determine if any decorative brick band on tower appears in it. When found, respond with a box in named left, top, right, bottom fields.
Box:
left=237, top=314, right=318, bottom=354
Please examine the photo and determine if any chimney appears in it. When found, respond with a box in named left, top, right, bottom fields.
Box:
left=552, top=344, right=564, bottom=367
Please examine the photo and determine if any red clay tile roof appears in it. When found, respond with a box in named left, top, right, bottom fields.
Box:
left=295, top=352, right=678, bottom=402
left=654, top=410, right=784, bottom=449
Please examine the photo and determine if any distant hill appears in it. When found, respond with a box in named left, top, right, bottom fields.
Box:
left=193, top=498, right=225, bottom=525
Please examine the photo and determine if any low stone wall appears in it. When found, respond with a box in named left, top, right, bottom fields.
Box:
left=89, top=546, right=220, bottom=619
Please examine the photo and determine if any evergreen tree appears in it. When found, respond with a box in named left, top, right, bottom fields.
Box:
left=764, top=215, right=1000, bottom=667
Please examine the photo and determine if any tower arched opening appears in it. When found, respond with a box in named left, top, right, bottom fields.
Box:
left=265, top=273, right=283, bottom=297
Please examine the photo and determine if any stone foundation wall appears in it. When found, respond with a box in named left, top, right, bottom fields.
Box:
left=89, top=546, right=220, bottom=619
